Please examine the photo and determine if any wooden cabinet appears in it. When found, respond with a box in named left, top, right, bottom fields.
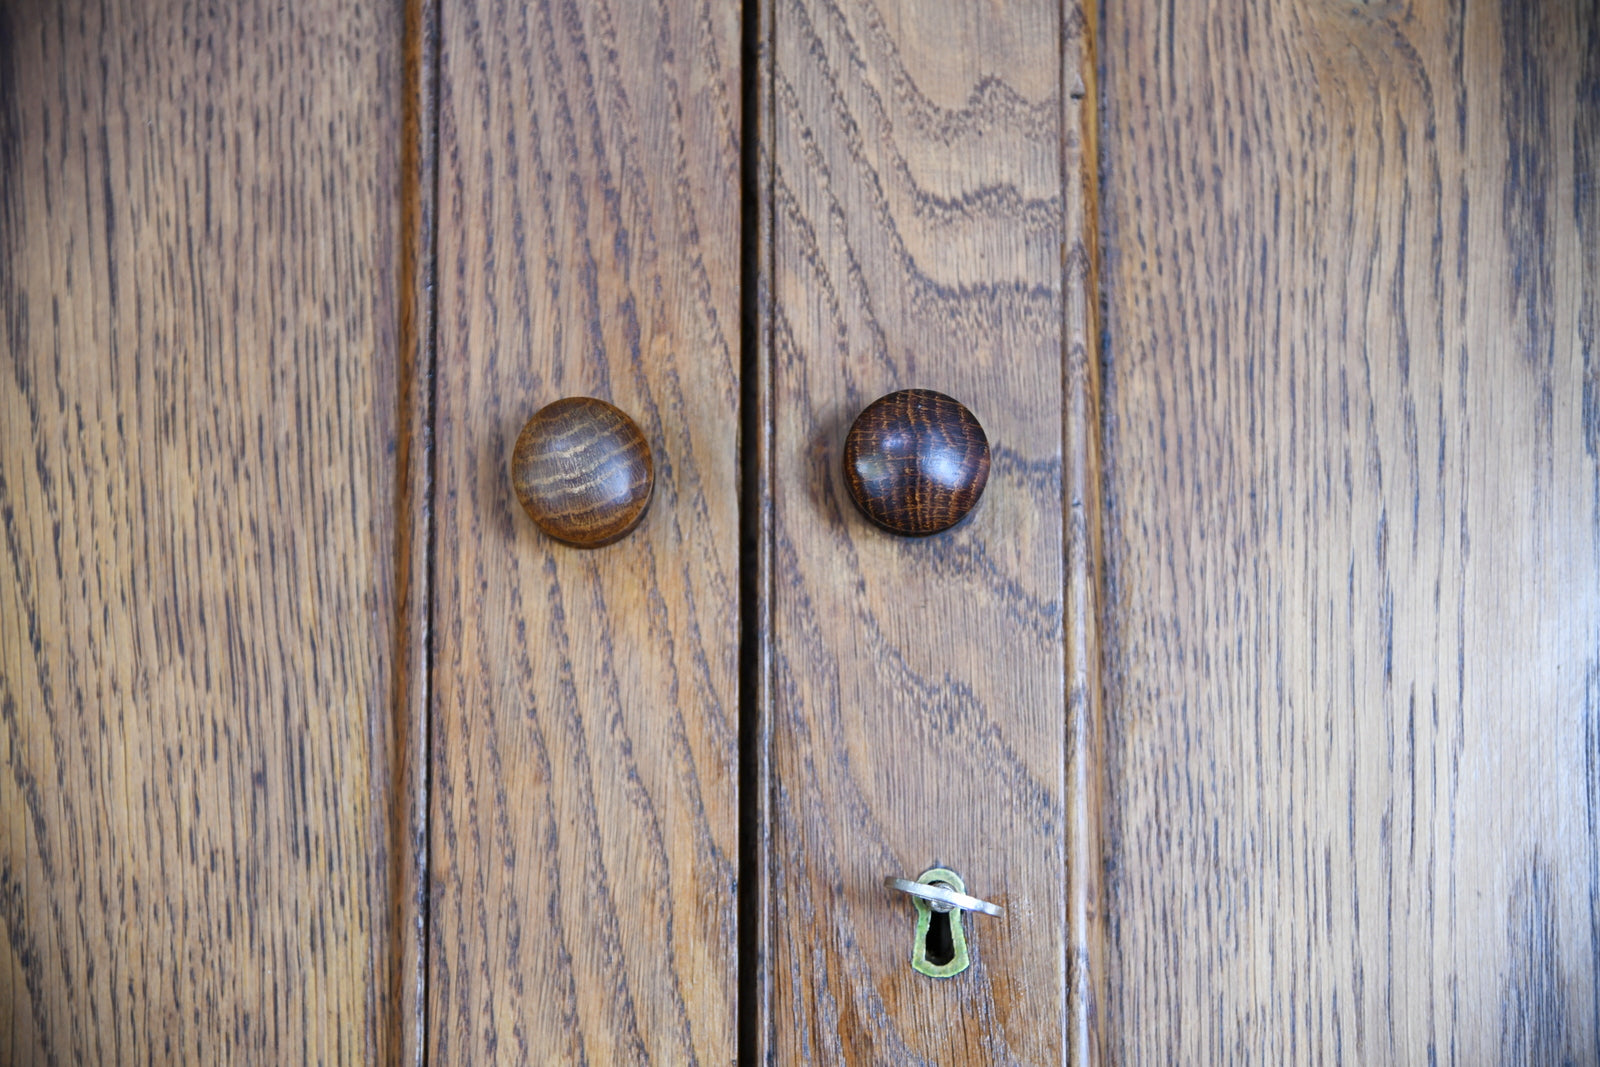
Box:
left=3, top=0, right=1595, bottom=1062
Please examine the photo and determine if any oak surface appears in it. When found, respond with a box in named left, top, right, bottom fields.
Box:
left=0, top=0, right=428, bottom=1062
left=1096, top=0, right=1600, bottom=1062
left=427, top=0, right=743, bottom=1060
left=756, top=0, right=1073, bottom=1059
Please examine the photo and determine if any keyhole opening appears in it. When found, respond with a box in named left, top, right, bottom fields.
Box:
left=924, top=906, right=956, bottom=967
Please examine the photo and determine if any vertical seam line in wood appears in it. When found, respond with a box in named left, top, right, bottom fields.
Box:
left=1062, top=0, right=1107, bottom=1063
left=396, top=0, right=441, bottom=1063
left=753, top=0, right=779, bottom=1058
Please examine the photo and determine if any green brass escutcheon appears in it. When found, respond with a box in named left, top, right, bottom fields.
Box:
left=910, top=867, right=971, bottom=978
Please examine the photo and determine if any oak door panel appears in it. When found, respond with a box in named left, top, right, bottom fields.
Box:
left=756, top=0, right=1078, bottom=1059
left=428, top=0, right=743, bottom=1060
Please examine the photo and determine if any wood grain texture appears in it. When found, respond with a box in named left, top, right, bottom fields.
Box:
left=1096, top=0, right=1600, bottom=1061
left=0, top=0, right=428, bottom=1062
left=428, top=0, right=742, bottom=1059
left=757, top=0, right=1067, bottom=1059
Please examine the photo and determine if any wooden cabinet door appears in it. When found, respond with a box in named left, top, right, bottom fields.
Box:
left=749, top=0, right=1087, bottom=1059
left=4, top=0, right=1597, bottom=1063
left=426, top=0, right=743, bottom=1060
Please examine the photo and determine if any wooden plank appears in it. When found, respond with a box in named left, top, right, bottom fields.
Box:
left=0, top=0, right=429, bottom=1062
left=1096, top=0, right=1600, bottom=1061
left=427, top=0, right=743, bottom=1060
left=757, top=0, right=1068, bottom=1058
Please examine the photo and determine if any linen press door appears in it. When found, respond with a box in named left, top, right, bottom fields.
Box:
left=748, top=0, right=1096, bottom=1059
left=427, top=0, right=1088, bottom=1055
left=427, top=0, right=1090, bottom=1056
left=426, top=0, right=743, bottom=1059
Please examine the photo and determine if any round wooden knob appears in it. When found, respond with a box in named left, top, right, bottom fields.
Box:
left=512, top=397, right=654, bottom=548
left=843, top=389, right=990, bottom=536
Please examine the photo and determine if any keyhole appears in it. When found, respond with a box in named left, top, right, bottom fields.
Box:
left=924, top=907, right=956, bottom=967
left=904, top=867, right=973, bottom=978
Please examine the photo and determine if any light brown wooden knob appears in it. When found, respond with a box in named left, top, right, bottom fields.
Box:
left=511, top=397, right=654, bottom=548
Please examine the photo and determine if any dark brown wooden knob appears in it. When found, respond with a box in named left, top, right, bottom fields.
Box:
left=512, top=397, right=654, bottom=548
left=843, top=389, right=990, bottom=536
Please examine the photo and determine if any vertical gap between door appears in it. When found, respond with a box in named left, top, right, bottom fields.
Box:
left=738, top=0, right=773, bottom=1057
left=419, top=0, right=442, bottom=1057
left=395, top=0, right=441, bottom=1062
